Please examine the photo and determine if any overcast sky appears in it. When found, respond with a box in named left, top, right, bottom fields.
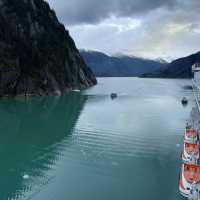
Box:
left=47, top=0, right=200, bottom=60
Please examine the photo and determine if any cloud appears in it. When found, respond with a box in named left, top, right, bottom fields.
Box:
left=46, top=0, right=200, bottom=59
left=47, top=0, right=178, bottom=25
left=69, top=5, right=200, bottom=60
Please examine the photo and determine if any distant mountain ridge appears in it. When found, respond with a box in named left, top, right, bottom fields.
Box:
left=80, top=50, right=167, bottom=77
left=142, top=52, right=200, bottom=78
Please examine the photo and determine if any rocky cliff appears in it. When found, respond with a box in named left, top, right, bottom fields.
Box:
left=141, top=52, right=200, bottom=78
left=0, top=0, right=96, bottom=97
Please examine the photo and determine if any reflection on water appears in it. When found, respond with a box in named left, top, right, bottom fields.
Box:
left=0, top=78, right=195, bottom=200
left=0, top=93, right=86, bottom=200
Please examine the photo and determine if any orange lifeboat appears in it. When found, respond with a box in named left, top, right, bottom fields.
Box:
left=184, top=128, right=199, bottom=144
left=182, top=142, right=200, bottom=164
left=179, top=164, right=200, bottom=198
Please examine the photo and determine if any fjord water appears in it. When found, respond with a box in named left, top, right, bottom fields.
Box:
left=0, top=78, right=193, bottom=200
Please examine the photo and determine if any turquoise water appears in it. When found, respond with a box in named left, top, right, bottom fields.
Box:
left=0, top=78, right=194, bottom=200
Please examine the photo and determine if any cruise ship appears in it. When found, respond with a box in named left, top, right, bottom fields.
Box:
left=179, top=63, right=200, bottom=199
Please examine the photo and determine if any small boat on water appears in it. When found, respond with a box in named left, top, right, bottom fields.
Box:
left=72, top=89, right=81, bottom=92
left=182, top=142, right=200, bottom=164
left=110, top=93, right=117, bottom=99
left=179, top=164, right=200, bottom=199
left=182, top=97, right=188, bottom=105
left=184, top=128, right=199, bottom=144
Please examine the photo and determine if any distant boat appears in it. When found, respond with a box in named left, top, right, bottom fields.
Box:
left=111, top=93, right=117, bottom=99
left=183, top=85, right=193, bottom=90
left=72, top=89, right=81, bottom=92
left=182, top=97, right=188, bottom=105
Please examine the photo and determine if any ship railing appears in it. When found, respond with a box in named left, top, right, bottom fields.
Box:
left=192, top=63, right=200, bottom=72
left=192, top=79, right=200, bottom=114
left=192, top=67, right=200, bottom=72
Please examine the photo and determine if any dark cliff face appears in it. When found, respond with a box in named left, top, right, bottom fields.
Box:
left=0, top=0, right=96, bottom=96
left=141, top=52, right=200, bottom=78
left=81, top=50, right=166, bottom=77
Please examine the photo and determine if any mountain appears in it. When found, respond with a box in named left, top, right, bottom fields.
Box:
left=80, top=50, right=166, bottom=77
left=141, top=52, right=200, bottom=78
left=0, top=0, right=96, bottom=97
